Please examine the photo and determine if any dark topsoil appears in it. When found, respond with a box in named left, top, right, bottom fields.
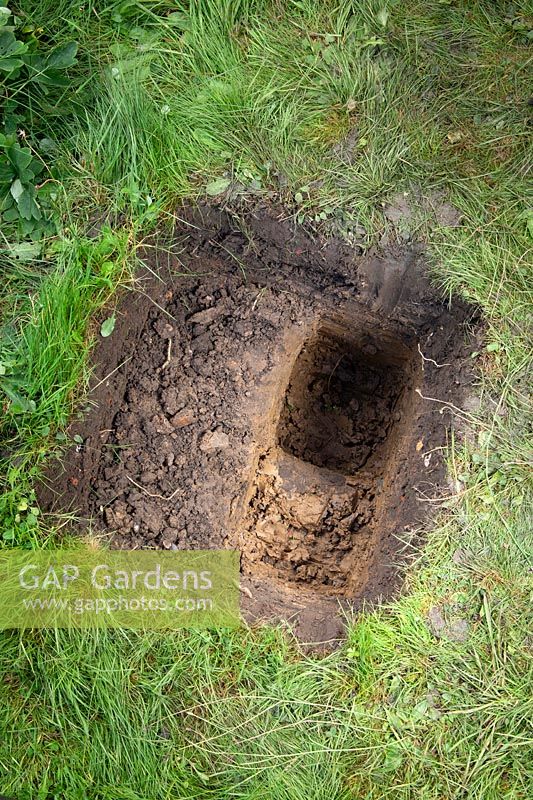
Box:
left=40, top=203, right=479, bottom=644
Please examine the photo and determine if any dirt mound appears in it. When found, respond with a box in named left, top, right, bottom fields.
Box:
left=41, top=204, right=478, bottom=643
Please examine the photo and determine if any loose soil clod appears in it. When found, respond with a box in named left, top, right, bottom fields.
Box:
left=41, top=204, right=478, bottom=643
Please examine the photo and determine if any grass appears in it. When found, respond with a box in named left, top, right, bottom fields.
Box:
left=0, top=0, right=532, bottom=797
left=0, top=226, right=134, bottom=545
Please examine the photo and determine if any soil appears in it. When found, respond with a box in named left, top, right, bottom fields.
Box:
left=40, top=202, right=479, bottom=645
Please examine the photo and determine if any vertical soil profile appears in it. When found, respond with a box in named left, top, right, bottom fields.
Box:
left=40, top=204, right=478, bottom=643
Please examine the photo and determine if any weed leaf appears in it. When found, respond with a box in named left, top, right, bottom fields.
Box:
left=100, top=315, right=116, bottom=338
left=1, top=381, right=36, bottom=413
left=205, top=177, right=231, bottom=196
left=9, top=178, right=23, bottom=201
left=46, top=41, right=78, bottom=70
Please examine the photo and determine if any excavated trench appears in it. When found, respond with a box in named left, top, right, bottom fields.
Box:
left=40, top=204, right=477, bottom=642
left=238, top=326, right=419, bottom=596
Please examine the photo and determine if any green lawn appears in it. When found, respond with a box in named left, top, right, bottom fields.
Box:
left=0, top=1, right=531, bottom=798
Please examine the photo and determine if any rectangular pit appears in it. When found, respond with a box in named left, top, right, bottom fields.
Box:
left=240, top=324, right=420, bottom=595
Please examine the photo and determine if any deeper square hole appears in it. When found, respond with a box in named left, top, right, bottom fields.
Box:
left=277, top=329, right=412, bottom=475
